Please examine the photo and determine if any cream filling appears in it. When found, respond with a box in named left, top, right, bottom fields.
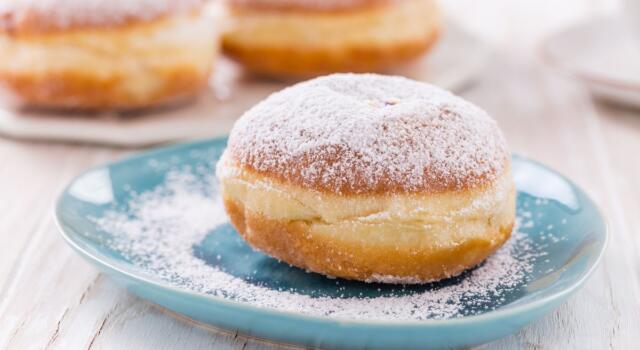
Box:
left=224, top=0, right=440, bottom=49
left=217, top=153, right=515, bottom=231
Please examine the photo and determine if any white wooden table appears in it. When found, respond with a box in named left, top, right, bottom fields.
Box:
left=2, top=1, right=639, bottom=349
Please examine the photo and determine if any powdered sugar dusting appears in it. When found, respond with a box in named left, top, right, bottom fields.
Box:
left=95, top=167, right=541, bottom=321
left=0, top=0, right=203, bottom=31
left=228, top=74, right=509, bottom=194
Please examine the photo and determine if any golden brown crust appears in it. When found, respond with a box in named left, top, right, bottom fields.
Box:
left=227, top=144, right=508, bottom=197
left=223, top=197, right=515, bottom=283
left=223, top=28, right=439, bottom=78
left=0, top=65, right=209, bottom=110
left=228, top=0, right=398, bottom=14
left=0, top=1, right=204, bottom=35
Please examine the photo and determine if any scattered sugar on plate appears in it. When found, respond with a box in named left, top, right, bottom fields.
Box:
left=94, top=167, right=543, bottom=321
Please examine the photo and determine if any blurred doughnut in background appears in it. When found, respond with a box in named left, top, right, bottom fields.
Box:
left=0, top=0, right=221, bottom=111
left=222, top=0, right=441, bottom=78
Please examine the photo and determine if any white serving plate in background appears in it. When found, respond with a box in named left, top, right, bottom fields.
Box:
left=542, top=17, right=640, bottom=109
left=0, top=21, right=491, bottom=147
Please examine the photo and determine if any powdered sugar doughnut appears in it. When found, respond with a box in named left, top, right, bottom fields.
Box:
left=217, top=74, right=516, bottom=284
left=0, top=0, right=220, bottom=110
left=222, top=0, right=440, bottom=78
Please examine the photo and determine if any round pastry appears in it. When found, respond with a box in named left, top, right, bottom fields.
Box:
left=0, top=0, right=220, bottom=110
left=221, top=0, right=440, bottom=78
left=217, top=74, right=516, bottom=284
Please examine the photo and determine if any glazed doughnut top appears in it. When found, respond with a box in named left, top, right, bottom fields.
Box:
left=228, top=0, right=400, bottom=12
left=0, top=0, right=204, bottom=34
left=227, top=74, right=510, bottom=195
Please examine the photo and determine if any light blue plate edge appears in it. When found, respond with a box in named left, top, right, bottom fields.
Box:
left=53, top=137, right=609, bottom=350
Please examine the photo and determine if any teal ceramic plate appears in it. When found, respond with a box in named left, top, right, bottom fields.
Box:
left=56, top=137, right=607, bottom=350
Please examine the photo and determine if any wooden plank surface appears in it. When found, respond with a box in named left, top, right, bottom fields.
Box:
left=1, top=1, right=639, bottom=349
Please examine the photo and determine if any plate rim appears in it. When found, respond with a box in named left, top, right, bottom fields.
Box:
left=540, top=16, right=640, bottom=92
left=54, top=137, right=609, bottom=328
